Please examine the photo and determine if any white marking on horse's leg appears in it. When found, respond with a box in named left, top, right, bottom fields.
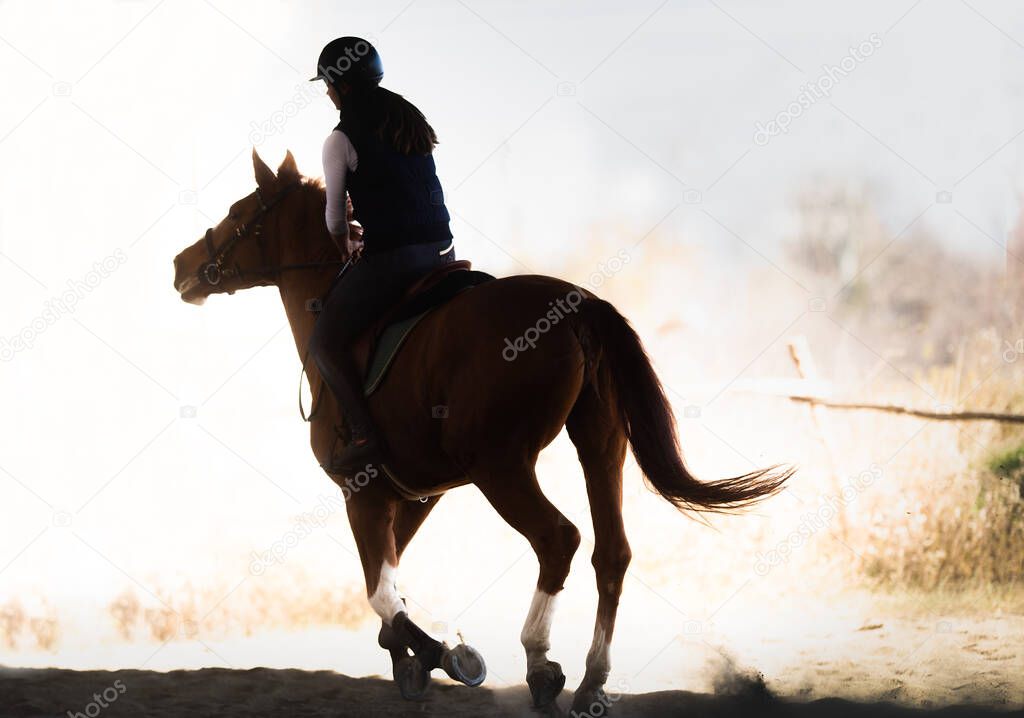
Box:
left=520, top=589, right=558, bottom=668
left=368, top=560, right=404, bottom=625
left=583, top=624, right=611, bottom=686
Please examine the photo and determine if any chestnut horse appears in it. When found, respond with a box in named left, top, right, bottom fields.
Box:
left=172, top=150, right=792, bottom=714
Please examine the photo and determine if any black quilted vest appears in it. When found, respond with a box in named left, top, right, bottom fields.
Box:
left=335, top=121, right=452, bottom=253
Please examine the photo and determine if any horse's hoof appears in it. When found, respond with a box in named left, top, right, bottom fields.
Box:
left=395, top=655, right=431, bottom=700
left=570, top=686, right=612, bottom=717
left=527, top=660, right=566, bottom=708
left=441, top=643, right=487, bottom=687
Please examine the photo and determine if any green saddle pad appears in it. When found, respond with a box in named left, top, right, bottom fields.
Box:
left=363, top=311, right=430, bottom=396
left=360, top=269, right=495, bottom=397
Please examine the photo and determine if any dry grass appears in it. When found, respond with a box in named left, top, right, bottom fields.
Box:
left=834, top=350, right=1024, bottom=590
left=1, top=569, right=372, bottom=652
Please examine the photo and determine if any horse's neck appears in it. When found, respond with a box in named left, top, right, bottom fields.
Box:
left=277, top=268, right=336, bottom=365
left=274, top=187, right=345, bottom=394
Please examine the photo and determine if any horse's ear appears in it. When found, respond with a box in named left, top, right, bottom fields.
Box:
left=252, top=148, right=277, bottom=191
left=277, top=150, right=299, bottom=184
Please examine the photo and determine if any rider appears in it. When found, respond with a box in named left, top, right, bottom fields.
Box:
left=307, top=37, right=455, bottom=472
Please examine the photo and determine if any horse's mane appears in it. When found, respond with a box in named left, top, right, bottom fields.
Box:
left=287, top=176, right=342, bottom=264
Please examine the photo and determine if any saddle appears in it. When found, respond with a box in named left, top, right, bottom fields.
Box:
left=350, top=260, right=494, bottom=395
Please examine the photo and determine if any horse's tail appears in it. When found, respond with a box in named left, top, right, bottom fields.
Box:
left=577, top=297, right=793, bottom=513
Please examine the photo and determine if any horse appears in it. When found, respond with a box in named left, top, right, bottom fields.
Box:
left=172, top=149, right=793, bottom=714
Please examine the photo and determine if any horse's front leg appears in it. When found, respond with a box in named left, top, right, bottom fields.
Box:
left=345, top=482, right=427, bottom=697
left=375, top=497, right=440, bottom=666
left=374, top=496, right=443, bottom=686
left=346, top=483, right=483, bottom=698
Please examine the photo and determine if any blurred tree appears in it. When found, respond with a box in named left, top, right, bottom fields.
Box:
left=785, top=179, right=1022, bottom=369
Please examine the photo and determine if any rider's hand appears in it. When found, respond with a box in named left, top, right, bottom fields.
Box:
left=342, top=235, right=363, bottom=261
left=331, top=229, right=363, bottom=261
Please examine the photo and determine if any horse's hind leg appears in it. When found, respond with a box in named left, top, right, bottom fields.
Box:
left=566, top=382, right=631, bottom=716
left=473, top=462, right=581, bottom=710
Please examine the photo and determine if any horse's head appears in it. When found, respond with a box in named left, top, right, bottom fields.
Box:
left=173, top=149, right=305, bottom=304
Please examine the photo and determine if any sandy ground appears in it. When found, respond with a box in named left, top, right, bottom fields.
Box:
left=4, top=611, right=1023, bottom=718
left=2, top=665, right=1022, bottom=718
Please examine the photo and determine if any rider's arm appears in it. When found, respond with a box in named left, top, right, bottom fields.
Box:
left=322, top=130, right=360, bottom=257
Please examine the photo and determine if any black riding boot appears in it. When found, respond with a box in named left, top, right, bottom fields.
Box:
left=317, top=351, right=385, bottom=473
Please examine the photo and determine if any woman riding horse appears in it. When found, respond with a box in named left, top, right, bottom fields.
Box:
left=173, top=37, right=793, bottom=713
left=307, top=37, right=456, bottom=472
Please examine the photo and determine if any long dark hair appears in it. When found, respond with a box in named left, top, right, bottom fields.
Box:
left=340, top=86, right=438, bottom=156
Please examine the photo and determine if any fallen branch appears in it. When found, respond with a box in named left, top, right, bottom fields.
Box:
left=788, top=396, right=1024, bottom=424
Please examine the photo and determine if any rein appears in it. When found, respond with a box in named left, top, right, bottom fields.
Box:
left=199, top=183, right=346, bottom=289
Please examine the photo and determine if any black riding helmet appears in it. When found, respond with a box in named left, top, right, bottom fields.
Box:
left=310, top=36, right=383, bottom=90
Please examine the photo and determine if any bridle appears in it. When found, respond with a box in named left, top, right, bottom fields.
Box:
left=199, top=182, right=345, bottom=289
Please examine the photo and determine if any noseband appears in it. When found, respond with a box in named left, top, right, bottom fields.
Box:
left=199, top=183, right=343, bottom=288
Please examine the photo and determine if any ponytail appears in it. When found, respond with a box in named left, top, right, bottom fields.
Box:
left=341, top=86, right=438, bottom=155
